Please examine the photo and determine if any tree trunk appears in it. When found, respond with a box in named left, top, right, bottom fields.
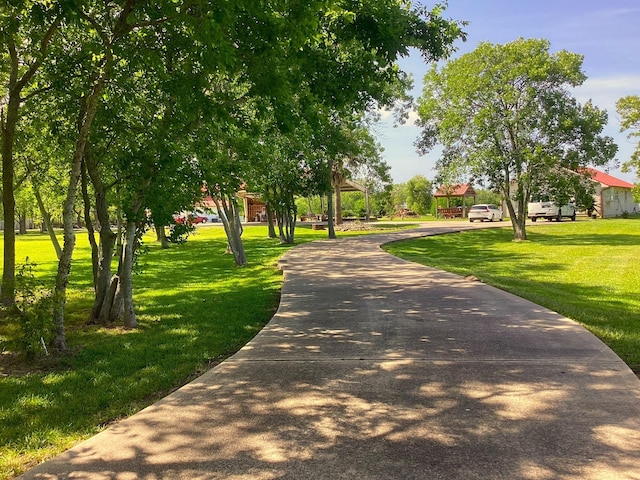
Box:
left=18, top=215, right=27, bottom=235
left=85, top=143, right=117, bottom=324
left=276, top=194, right=297, bottom=244
left=97, top=274, right=120, bottom=324
left=155, top=224, right=170, bottom=249
left=81, top=161, right=99, bottom=288
left=217, top=192, right=247, bottom=266
left=1, top=86, right=19, bottom=306
left=513, top=194, right=528, bottom=241
left=335, top=184, right=343, bottom=225
left=327, top=191, right=336, bottom=239
left=1, top=21, right=59, bottom=305
left=266, top=208, right=277, bottom=238
left=118, top=220, right=138, bottom=329
left=33, top=182, right=62, bottom=259
left=52, top=72, right=108, bottom=351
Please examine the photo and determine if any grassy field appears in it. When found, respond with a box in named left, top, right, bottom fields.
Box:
left=383, top=218, right=640, bottom=372
left=3, top=218, right=638, bottom=477
left=0, top=222, right=411, bottom=479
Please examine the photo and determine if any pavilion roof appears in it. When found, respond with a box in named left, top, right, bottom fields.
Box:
left=434, top=184, right=476, bottom=197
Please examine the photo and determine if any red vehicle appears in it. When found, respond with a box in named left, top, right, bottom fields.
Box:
left=174, top=213, right=208, bottom=225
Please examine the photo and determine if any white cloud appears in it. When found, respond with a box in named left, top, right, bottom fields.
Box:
left=573, top=75, right=640, bottom=113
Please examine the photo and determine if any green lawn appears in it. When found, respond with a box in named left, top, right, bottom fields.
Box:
left=383, top=219, right=640, bottom=373
left=4, top=219, right=637, bottom=477
left=0, top=223, right=411, bottom=479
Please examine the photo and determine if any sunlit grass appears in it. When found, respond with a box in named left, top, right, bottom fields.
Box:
left=383, top=218, right=640, bottom=372
left=0, top=222, right=409, bottom=479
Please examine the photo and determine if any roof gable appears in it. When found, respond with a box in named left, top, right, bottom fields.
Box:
left=585, top=168, right=634, bottom=189
left=434, top=184, right=476, bottom=197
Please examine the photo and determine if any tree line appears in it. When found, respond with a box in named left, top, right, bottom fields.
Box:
left=0, top=1, right=465, bottom=351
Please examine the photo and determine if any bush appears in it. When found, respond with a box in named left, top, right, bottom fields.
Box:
left=15, top=260, right=54, bottom=358
left=168, top=222, right=195, bottom=244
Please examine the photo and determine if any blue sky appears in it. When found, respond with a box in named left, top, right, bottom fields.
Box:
left=376, top=0, right=640, bottom=185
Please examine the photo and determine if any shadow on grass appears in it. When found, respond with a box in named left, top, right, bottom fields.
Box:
left=18, top=226, right=640, bottom=479
left=0, top=230, right=297, bottom=477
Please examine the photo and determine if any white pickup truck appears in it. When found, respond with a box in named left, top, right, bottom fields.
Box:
left=527, top=201, right=576, bottom=222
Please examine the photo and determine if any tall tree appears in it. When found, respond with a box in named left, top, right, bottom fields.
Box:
left=617, top=95, right=640, bottom=180
left=0, top=2, right=61, bottom=305
left=417, top=38, right=617, bottom=241
left=50, top=1, right=146, bottom=349
left=405, top=175, right=433, bottom=215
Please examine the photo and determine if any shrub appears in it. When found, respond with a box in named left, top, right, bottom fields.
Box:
left=168, top=222, right=195, bottom=244
left=15, top=259, right=54, bottom=358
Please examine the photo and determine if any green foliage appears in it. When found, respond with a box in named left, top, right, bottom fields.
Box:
left=474, top=189, right=502, bottom=205
left=384, top=219, right=640, bottom=371
left=417, top=38, right=617, bottom=240
left=15, top=260, right=54, bottom=359
left=390, top=183, right=407, bottom=211
left=168, top=222, right=195, bottom=244
left=404, top=175, right=433, bottom=215
left=617, top=95, right=640, bottom=178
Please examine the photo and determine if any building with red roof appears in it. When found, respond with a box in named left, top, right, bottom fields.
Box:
left=434, top=184, right=477, bottom=218
left=585, top=168, right=637, bottom=218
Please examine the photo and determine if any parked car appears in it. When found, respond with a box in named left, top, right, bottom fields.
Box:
left=468, top=204, right=503, bottom=222
left=527, top=201, right=576, bottom=222
left=188, top=213, right=207, bottom=224
left=173, top=213, right=208, bottom=225
left=194, top=208, right=220, bottom=223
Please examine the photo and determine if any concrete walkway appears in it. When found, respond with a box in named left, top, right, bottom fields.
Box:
left=20, top=223, right=640, bottom=479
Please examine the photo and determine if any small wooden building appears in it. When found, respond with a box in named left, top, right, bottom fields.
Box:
left=434, top=184, right=477, bottom=218
left=236, top=190, right=268, bottom=222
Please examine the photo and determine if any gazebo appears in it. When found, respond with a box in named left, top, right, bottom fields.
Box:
left=434, top=184, right=477, bottom=218
left=335, top=178, right=370, bottom=223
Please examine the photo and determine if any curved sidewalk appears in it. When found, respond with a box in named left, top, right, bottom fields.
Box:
left=20, top=223, right=640, bottom=479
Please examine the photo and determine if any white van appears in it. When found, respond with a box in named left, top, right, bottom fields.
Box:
left=527, top=201, right=576, bottom=222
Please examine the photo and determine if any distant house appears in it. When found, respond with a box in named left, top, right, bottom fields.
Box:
left=586, top=168, right=637, bottom=218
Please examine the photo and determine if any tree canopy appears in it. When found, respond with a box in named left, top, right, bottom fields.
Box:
left=1, top=0, right=465, bottom=351
left=417, top=38, right=617, bottom=240
left=617, top=95, right=640, bottom=179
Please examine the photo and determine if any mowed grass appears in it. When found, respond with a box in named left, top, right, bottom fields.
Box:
left=0, top=222, right=410, bottom=479
left=383, top=218, right=640, bottom=372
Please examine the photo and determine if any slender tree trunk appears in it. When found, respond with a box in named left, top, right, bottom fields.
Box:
left=335, top=184, right=343, bottom=225
left=327, top=191, right=336, bottom=239
left=118, top=220, right=138, bottom=328
left=512, top=193, right=528, bottom=241
left=85, top=143, right=117, bottom=324
left=52, top=70, right=108, bottom=350
left=113, top=175, right=150, bottom=328
left=217, top=192, right=247, bottom=266
left=53, top=4, right=135, bottom=335
left=98, top=275, right=118, bottom=325
left=115, top=207, right=123, bottom=254
left=33, top=182, right=62, bottom=259
left=18, top=215, right=27, bottom=235
left=1, top=93, right=19, bottom=306
left=266, top=208, right=277, bottom=238
left=276, top=196, right=297, bottom=244
left=81, top=160, right=99, bottom=288
left=1, top=21, right=59, bottom=305
left=155, top=224, right=170, bottom=249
